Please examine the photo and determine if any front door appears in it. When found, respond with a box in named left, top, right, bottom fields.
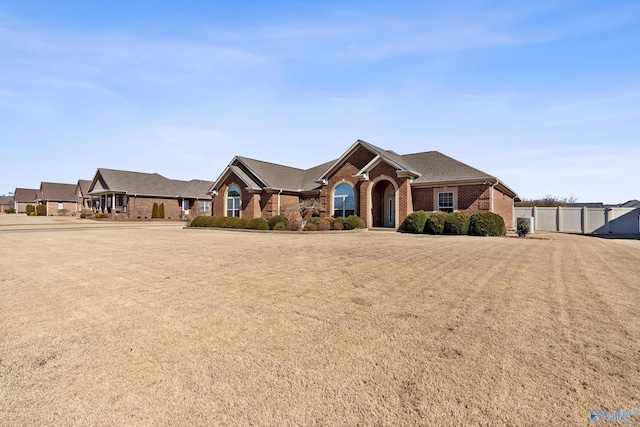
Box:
left=384, top=184, right=395, bottom=228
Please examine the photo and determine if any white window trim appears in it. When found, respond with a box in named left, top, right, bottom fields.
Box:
left=226, top=184, right=242, bottom=217
left=331, top=182, right=355, bottom=218
left=433, top=187, right=458, bottom=212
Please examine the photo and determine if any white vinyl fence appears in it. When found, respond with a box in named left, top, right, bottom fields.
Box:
left=513, top=206, right=640, bottom=235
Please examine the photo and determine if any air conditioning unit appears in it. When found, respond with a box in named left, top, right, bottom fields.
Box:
left=516, top=217, right=534, bottom=235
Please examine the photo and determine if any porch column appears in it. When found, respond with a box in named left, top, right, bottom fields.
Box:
left=250, top=192, right=261, bottom=219
left=397, top=178, right=412, bottom=229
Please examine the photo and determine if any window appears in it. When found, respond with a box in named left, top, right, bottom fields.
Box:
left=333, top=183, right=355, bottom=217
left=227, top=186, right=241, bottom=217
left=58, top=203, right=64, bottom=210
left=200, top=200, right=210, bottom=212
left=182, top=200, right=190, bottom=211
left=438, top=192, right=454, bottom=212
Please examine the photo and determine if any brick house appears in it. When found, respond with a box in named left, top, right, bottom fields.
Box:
left=87, top=168, right=213, bottom=219
left=38, top=182, right=79, bottom=215
left=0, top=195, right=13, bottom=212
left=76, top=179, right=94, bottom=213
left=13, top=188, right=40, bottom=213
left=210, top=139, right=518, bottom=228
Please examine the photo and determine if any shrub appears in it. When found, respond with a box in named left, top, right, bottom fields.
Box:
left=234, top=218, right=249, bottom=229
left=273, top=222, right=286, bottom=231
left=36, top=205, right=47, bottom=216
left=190, top=216, right=205, bottom=227
left=424, top=211, right=447, bottom=234
left=288, top=220, right=301, bottom=231
left=318, top=219, right=331, bottom=231
left=469, top=212, right=506, bottom=236
left=159, top=203, right=165, bottom=219
left=95, top=213, right=109, bottom=219
left=306, top=217, right=322, bottom=226
left=29, top=212, right=36, bottom=216
left=303, top=222, right=318, bottom=231
left=346, top=215, right=365, bottom=229
left=5, top=207, right=15, bottom=214
left=247, top=218, right=268, bottom=230
left=400, top=211, right=429, bottom=234
left=152, top=202, right=159, bottom=218
left=268, top=215, right=289, bottom=230
left=444, top=212, right=470, bottom=235
left=26, top=204, right=35, bottom=216
left=221, top=216, right=240, bottom=228
left=332, top=220, right=343, bottom=231
left=516, top=217, right=531, bottom=237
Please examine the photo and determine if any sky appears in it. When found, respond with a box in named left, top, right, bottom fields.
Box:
left=1, top=1, right=639, bottom=204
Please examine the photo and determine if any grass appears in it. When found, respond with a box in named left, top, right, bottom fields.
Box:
left=1, top=216, right=639, bottom=425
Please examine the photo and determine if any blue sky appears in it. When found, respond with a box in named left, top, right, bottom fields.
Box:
left=1, top=1, right=639, bottom=203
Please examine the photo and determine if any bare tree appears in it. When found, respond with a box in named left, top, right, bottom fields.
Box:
left=284, top=198, right=322, bottom=227
left=516, top=195, right=578, bottom=207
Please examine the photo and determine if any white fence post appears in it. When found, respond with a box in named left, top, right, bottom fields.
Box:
left=557, top=206, right=562, bottom=232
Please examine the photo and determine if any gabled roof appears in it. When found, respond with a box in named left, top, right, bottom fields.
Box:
left=88, top=168, right=212, bottom=199
left=77, top=180, right=92, bottom=197
left=39, top=182, right=77, bottom=202
left=618, top=199, right=640, bottom=208
left=210, top=157, right=334, bottom=193
left=316, top=139, right=420, bottom=182
left=212, top=139, right=518, bottom=199
left=13, top=188, right=40, bottom=202
left=0, top=195, right=13, bottom=205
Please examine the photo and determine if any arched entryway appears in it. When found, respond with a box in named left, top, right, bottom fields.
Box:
left=370, top=179, right=397, bottom=228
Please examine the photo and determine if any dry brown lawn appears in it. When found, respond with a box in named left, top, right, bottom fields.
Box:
left=1, top=215, right=639, bottom=425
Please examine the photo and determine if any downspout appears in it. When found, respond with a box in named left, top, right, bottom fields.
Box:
left=278, top=189, right=283, bottom=216
left=490, top=180, right=497, bottom=213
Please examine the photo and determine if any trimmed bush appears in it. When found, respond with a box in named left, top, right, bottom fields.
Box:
left=318, top=219, right=331, bottom=231
left=190, top=216, right=207, bottom=227
left=95, top=213, right=109, bottom=219
left=152, top=203, right=159, bottom=218
left=469, top=212, right=506, bottom=236
left=444, top=211, right=470, bottom=235
left=29, top=212, right=36, bottom=216
left=306, top=217, right=322, bottom=226
left=346, top=215, right=365, bottom=229
left=234, top=218, right=249, bottom=229
left=268, top=215, right=289, bottom=230
left=332, top=220, right=343, bottom=231
left=400, top=211, right=429, bottom=234
left=273, top=222, right=286, bottom=231
left=288, top=220, right=301, bottom=231
left=247, top=218, right=268, bottom=230
left=303, top=222, right=318, bottom=231
left=36, top=205, right=47, bottom=216
left=221, top=216, right=240, bottom=228
left=159, top=203, right=165, bottom=219
left=334, top=215, right=366, bottom=230
left=26, top=204, right=35, bottom=216
left=424, top=211, right=447, bottom=234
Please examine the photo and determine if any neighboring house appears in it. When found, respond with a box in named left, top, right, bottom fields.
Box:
left=39, top=182, right=79, bottom=216
left=0, top=195, right=13, bottom=212
left=617, top=199, right=640, bottom=208
left=76, top=179, right=94, bottom=212
left=210, top=139, right=518, bottom=229
left=87, top=168, right=213, bottom=219
left=13, top=188, right=40, bottom=213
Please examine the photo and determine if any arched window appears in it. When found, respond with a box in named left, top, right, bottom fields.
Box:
left=333, top=183, right=355, bottom=218
left=227, top=185, right=241, bottom=217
